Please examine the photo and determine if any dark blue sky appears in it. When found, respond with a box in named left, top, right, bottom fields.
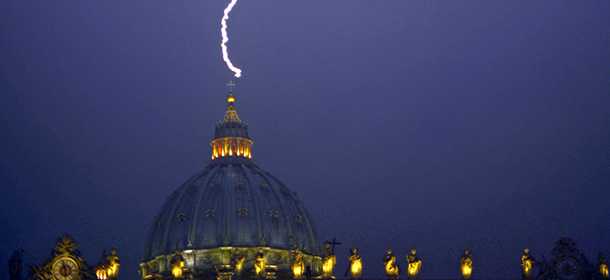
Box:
left=1, top=1, right=610, bottom=279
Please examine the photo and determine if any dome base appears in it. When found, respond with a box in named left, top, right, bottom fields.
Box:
left=140, top=247, right=322, bottom=278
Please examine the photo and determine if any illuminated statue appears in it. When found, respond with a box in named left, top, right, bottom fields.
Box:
left=255, top=248, right=265, bottom=277
left=95, top=251, right=109, bottom=280
left=406, top=249, right=421, bottom=280
left=170, top=250, right=185, bottom=278
left=348, top=248, right=362, bottom=279
left=460, top=250, right=472, bottom=280
left=384, top=249, right=400, bottom=279
left=599, top=253, right=609, bottom=279
left=106, top=249, right=120, bottom=279
left=291, top=248, right=305, bottom=279
left=521, top=248, right=535, bottom=280
left=230, top=249, right=245, bottom=276
left=321, top=244, right=336, bottom=278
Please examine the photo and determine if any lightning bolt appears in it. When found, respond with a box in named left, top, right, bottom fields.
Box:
left=221, top=0, right=242, bottom=78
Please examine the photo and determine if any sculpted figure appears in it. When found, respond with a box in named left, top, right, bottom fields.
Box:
left=170, top=250, right=185, bottom=278
left=8, top=250, right=23, bottom=280
left=599, top=253, right=609, bottom=278
left=95, top=251, right=109, bottom=280
left=231, top=249, right=246, bottom=276
left=521, top=248, right=535, bottom=280
left=106, top=249, right=120, bottom=279
left=255, top=248, right=265, bottom=276
left=384, top=249, right=400, bottom=279
left=348, top=248, right=362, bottom=279
left=291, top=248, right=305, bottom=279
left=322, top=244, right=336, bottom=278
left=460, top=250, right=472, bottom=280
left=406, top=249, right=421, bottom=280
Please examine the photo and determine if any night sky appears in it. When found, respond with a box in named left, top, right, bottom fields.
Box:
left=2, top=1, right=610, bottom=279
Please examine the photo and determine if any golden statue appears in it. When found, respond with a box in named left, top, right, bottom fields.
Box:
left=106, top=249, right=120, bottom=279
left=95, top=249, right=120, bottom=280
left=460, top=250, right=472, bottom=280
left=384, top=249, right=400, bottom=279
left=230, top=249, right=246, bottom=277
left=348, top=248, right=362, bottom=279
left=170, top=250, right=185, bottom=278
left=521, top=248, right=535, bottom=280
left=599, top=253, right=609, bottom=279
left=291, top=248, right=305, bottom=279
left=406, top=249, right=421, bottom=280
left=322, top=244, right=337, bottom=278
left=95, top=251, right=109, bottom=280
left=255, top=248, right=265, bottom=276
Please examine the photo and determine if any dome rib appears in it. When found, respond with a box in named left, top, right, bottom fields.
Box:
left=242, top=164, right=266, bottom=246
left=187, top=167, right=218, bottom=248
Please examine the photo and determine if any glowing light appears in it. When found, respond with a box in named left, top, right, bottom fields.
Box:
left=96, top=268, right=108, bottom=280
left=322, top=255, right=336, bottom=278
left=407, top=249, right=422, bottom=279
left=221, top=0, right=242, bottom=78
left=522, top=248, right=534, bottom=279
left=461, top=250, right=472, bottom=280
left=348, top=248, right=362, bottom=279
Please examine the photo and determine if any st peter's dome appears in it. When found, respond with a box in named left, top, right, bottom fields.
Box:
left=140, top=91, right=322, bottom=278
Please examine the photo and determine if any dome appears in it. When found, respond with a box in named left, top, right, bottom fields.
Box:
left=141, top=90, right=322, bottom=278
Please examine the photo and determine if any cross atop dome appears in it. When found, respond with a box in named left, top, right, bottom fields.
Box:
left=226, top=80, right=236, bottom=92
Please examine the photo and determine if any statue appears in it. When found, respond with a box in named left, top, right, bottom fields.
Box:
left=255, top=248, right=265, bottom=277
left=8, top=250, right=23, bottom=280
left=95, top=250, right=109, bottom=280
left=599, top=253, right=609, bottom=279
left=106, top=249, right=120, bottom=279
left=521, top=248, right=535, bottom=280
left=170, top=250, right=185, bottom=278
left=406, top=249, right=422, bottom=280
left=291, top=248, right=305, bottom=279
left=94, top=249, right=119, bottom=280
left=348, top=248, right=362, bottom=279
left=384, top=249, right=400, bottom=279
left=460, top=250, right=472, bottom=280
left=230, top=249, right=245, bottom=276
left=322, top=244, right=336, bottom=278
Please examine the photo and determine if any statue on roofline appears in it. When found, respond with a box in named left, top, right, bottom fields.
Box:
left=599, top=252, right=609, bottom=279
left=322, top=243, right=336, bottom=278
left=230, top=249, right=245, bottom=277
left=384, top=249, right=400, bottom=279
left=348, top=248, right=362, bottom=279
left=8, top=250, right=24, bottom=280
left=521, top=248, right=535, bottom=280
left=170, top=250, right=185, bottom=278
left=291, top=248, right=305, bottom=279
left=255, top=248, right=265, bottom=276
left=406, top=249, right=421, bottom=280
left=461, top=250, right=472, bottom=280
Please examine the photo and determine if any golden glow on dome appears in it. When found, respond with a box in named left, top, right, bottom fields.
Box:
left=228, top=96, right=235, bottom=103
left=211, top=137, right=252, bottom=159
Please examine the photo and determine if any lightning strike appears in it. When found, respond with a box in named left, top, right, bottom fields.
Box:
left=221, top=0, right=242, bottom=78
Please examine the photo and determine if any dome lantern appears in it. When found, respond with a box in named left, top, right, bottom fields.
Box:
left=211, top=89, right=253, bottom=160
